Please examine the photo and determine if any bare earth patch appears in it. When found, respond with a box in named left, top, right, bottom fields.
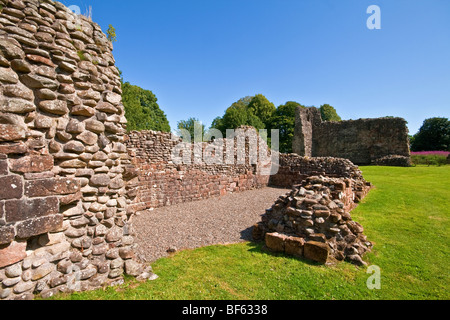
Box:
left=132, top=187, right=291, bottom=263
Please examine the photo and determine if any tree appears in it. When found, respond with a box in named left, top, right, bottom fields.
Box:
left=107, top=24, right=117, bottom=43
left=247, top=94, right=276, bottom=127
left=319, top=104, right=342, bottom=122
left=268, top=101, right=304, bottom=153
left=121, top=82, right=171, bottom=132
left=410, top=117, right=450, bottom=151
left=176, top=118, right=205, bottom=142
left=210, top=95, right=273, bottom=135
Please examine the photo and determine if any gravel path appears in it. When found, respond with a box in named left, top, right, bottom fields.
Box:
left=132, top=187, right=291, bottom=263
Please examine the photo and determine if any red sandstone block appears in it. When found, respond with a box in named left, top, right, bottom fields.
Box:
left=0, top=142, right=27, bottom=155
left=0, top=225, right=15, bottom=245
left=285, top=236, right=305, bottom=257
left=0, top=175, right=23, bottom=200
left=16, top=214, right=64, bottom=239
left=0, top=159, right=8, bottom=175
left=4, top=197, right=59, bottom=224
left=265, top=232, right=288, bottom=252
left=304, top=241, right=330, bottom=264
left=24, top=177, right=81, bottom=197
left=9, top=154, right=53, bottom=173
left=0, top=241, right=27, bottom=268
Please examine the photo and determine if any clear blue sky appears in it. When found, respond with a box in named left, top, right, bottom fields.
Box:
left=62, top=0, right=450, bottom=135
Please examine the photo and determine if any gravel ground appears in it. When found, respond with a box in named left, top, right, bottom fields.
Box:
left=132, top=187, right=291, bottom=263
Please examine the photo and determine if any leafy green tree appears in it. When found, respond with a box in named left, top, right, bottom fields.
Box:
left=122, top=82, right=171, bottom=132
left=176, top=118, right=205, bottom=142
left=411, top=117, right=450, bottom=151
left=106, top=24, right=117, bottom=43
left=319, top=104, right=342, bottom=122
left=210, top=95, right=273, bottom=135
left=247, top=94, right=276, bottom=127
left=268, top=101, right=304, bottom=153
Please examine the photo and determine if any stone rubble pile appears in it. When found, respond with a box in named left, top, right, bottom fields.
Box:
left=269, top=153, right=365, bottom=188
left=253, top=175, right=373, bottom=266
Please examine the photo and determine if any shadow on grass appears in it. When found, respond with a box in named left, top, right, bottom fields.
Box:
left=242, top=239, right=323, bottom=267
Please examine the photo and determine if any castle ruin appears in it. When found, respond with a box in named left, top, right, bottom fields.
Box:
left=292, top=107, right=411, bottom=166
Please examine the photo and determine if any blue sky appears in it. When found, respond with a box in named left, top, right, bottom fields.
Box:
left=62, top=0, right=450, bottom=135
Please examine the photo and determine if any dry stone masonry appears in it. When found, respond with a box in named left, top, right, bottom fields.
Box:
left=0, top=0, right=383, bottom=300
left=293, top=107, right=411, bottom=166
left=269, top=153, right=365, bottom=189
left=125, top=127, right=272, bottom=212
left=0, top=0, right=153, bottom=300
left=253, top=175, right=373, bottom=265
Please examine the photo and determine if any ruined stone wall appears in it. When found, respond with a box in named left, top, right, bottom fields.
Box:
left=0, top=0, right=150, bottom=300
left=269, top=153, right=366, bottom=189
left=125, top=129, right=272, bottom=212
left=293, top=107, right=411, bottom=166
left=253, top=176, right=373, bottom=266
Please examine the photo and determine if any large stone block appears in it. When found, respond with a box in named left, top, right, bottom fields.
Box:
left=0, top=142, right=27, bottom=154
left=0, top=225, right=15, bottom=245
left=0, top=241, right=27, bottom=268
left=304, top=241, right=329, bottom=264
left=285, top=236, right=305, bottom=257
left=16, top=214, right=64, bottom=239
left=24, top=177, right=81, bottom=197
left=4, top=197, right=59, bottom=223
left=0, top=175, right=23, bottom=200
left=9, top=154, right=53, bottom=173
left=265, top=232, right=287, bottom=253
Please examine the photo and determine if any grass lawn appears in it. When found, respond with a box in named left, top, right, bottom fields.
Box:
left=55, top=166, right=450, bottom=300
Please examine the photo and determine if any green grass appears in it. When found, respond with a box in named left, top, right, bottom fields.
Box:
left=54, top=166, right=450, bottom=300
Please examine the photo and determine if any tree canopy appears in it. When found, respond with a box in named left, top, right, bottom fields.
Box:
left=121, top=82, right=171, bottom=132
left=410, top=117, right=450, bottom=151
left=319, top=104, right=342, bottom=122
left=210, top=95, right=272, bottom=134
left=209, top=95, right=342, bottom=153
left=176, top=117, right=206, bottom=142
left=268, top=101, right=304, bottom=153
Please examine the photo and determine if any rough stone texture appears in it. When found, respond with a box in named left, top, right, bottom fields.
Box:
left=293, top=107, right=411, bottom=166
left=254, top=176, right=373, bottom=265
left=0, top=0, right=153, bottom=300
left=125, top=127, right=272, bottom=212
left=269, top=153, right=365, bottom=189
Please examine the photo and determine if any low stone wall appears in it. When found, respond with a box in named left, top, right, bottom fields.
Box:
left=269, top=153, right=366, bottom=189
left=125, top=129, right=272, bottom=212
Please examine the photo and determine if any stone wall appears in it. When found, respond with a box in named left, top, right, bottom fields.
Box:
left=0, top=0, right=151, bottom=300
left=253, top=175, right=373, bottom=266
left=293, top=107, right=411, bottom=166
left=269, top=153, right=366, bottom=189
left=125, top=128, right=272, bottom=212
left=125, top=129, right=373, bottom=213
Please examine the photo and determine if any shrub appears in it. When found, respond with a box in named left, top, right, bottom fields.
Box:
left=410, top=151, right=449, bottom=166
